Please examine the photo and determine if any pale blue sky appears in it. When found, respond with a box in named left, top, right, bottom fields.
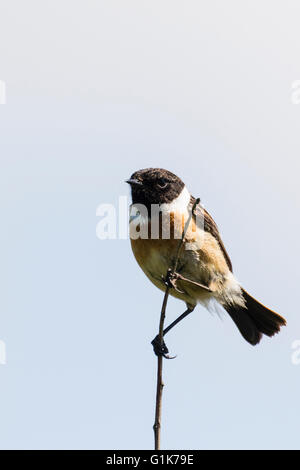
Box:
left=0, top=0, right=300, bottom=449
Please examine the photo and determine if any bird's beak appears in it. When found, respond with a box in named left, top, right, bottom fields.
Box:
left=125, top=178, right=143, bottom=187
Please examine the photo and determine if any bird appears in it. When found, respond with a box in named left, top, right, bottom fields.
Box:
left=126, top=168, right=286, bottom=356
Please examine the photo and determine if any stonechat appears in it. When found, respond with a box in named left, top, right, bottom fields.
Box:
left=126, top=168, right=286, bottom=355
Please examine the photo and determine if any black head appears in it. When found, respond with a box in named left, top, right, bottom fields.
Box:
left=126, top=168, right=185, bottom=210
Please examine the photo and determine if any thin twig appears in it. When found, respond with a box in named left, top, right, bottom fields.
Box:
left=153, top=197, right=200, bottom=450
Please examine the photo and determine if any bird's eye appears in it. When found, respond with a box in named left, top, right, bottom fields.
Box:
left=157, top=178, right=168, bottom=189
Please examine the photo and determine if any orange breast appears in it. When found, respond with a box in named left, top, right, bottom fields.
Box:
left=129, top=212, right=216, bottom=305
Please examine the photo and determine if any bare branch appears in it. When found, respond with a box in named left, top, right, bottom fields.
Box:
left=153, top=197, right=200, bottom=450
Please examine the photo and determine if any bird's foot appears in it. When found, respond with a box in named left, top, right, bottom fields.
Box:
left=162, top=269, right=184, bottom=294
left=151, top=335, right=176, bottom=359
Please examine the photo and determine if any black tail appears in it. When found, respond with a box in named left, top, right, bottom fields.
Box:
left=225, top=288, right=286, bottom=346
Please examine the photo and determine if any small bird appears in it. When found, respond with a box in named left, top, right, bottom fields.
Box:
left=126, top=168, right=286, bottom=356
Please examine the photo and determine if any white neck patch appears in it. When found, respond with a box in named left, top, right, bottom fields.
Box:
left=129, top=185, right=191, bottom=230
left=160, top=185, right=190, bottom=214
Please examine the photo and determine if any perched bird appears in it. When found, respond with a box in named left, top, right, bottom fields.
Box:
left=126, top=168, right=286, bottom=355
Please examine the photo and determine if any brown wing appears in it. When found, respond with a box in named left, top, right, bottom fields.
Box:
left=190, top=196, right=233, bottom=272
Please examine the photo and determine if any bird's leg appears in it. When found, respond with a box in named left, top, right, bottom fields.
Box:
left=163, top=270, right=212, bottom=294
left=151, top=307, right=194, bottom=358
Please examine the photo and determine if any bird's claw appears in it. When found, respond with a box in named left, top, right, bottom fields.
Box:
left=151, top=335, right=177, bottom=359
left=162, top=270, right=184, bottom=294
